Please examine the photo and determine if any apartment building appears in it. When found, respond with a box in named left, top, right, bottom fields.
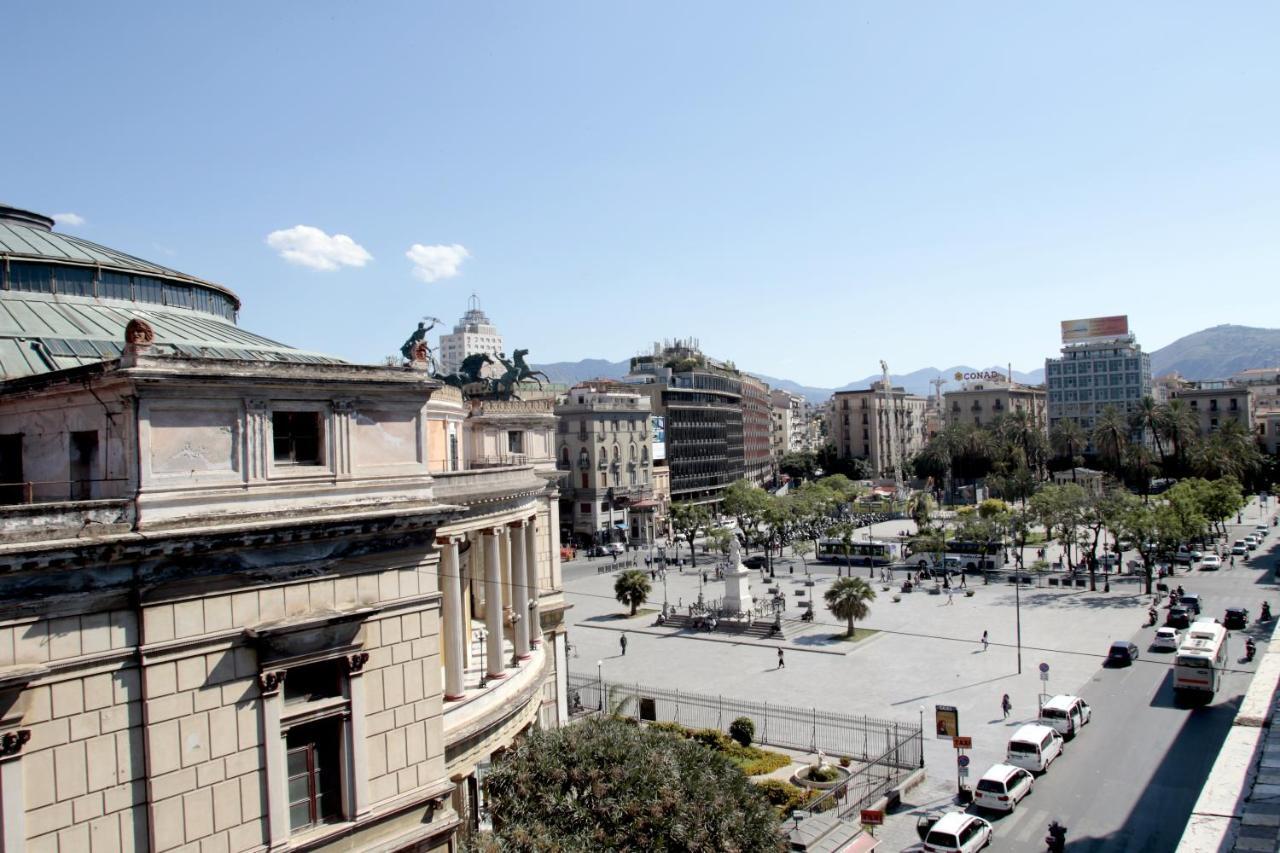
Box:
left=828, top=383, right=928, bottom=478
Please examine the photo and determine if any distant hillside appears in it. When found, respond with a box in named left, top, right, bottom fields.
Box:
left=534, top=358, right=629, bottom=385
left=834, top=365, right=1045, bottom=398
left=1150, top=325, right=1280, bottom=380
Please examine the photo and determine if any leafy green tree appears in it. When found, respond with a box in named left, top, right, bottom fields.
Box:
left=977, top=498, right=1008, bottom=520
left=1081, top=488, right=1135, bottom=590
left=1030, top=483, right=1087, bottom=568
left=829, top=521, right=856, bottom=578
left=670, top=501, right=710, bottom=568
left=614, top=569, right=651, bottom=616
left=722, top=479, right=770, bottom=548
left=778, top=451, right=818, bottom=481
left=824, top=577, right=877, bottom=637
left=1157, top=399, right=1199, bottom=475
left=908, top=492, right=934, bottom=529
left=481, top=717, right=785, bottom=853
left=706, top=527, right=734, bottom=555
left=1135, top=396, right=1167, bottom=469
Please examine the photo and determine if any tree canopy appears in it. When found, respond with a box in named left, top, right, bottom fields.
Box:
left=480, top=717, right=785, bottom=853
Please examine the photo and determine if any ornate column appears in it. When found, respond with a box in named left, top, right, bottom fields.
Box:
left=483, top=529, right=507, bottom=680
left=259, top=670, right=290, bottom=850
left=437, top=536, right=466, bottom=700
left=343, top=653, right=371, bottom=819
left=547, top=496, right=563, bottom=590
left=508, top=521, right=531, bottom=660
left=526, top=516, right=542, bottom=647
left=0, top=729, right=31, bottom=852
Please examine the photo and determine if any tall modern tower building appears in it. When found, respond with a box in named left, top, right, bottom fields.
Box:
left=438, top=294, right=505, bottom=375
left=1045, top=315, right=1152, bottom=447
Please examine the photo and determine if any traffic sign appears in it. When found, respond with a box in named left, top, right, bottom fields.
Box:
left=1040, top=672, right=1049, bottom=682
left=957, top=754, right=971, bottom=768
left=1039, top=662, right=1050, bottom=673
left=860, top=809, right=884, bottom=826
left=958, top=767, right=970, bottom=777
left=953, top=736, right=973, bottom=749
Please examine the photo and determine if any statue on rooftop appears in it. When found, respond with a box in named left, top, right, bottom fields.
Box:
left=492, top=349, right=551, bottom=399
left=442, top=352, right=495, bottom=393
left=399, top=318, right=440, bottom=366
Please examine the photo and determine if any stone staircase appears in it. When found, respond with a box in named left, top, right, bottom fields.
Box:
left=658, top=613, right=785, bottom=641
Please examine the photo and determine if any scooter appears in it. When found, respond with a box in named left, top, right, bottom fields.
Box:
left=1145, top=608, right=1158, bottom=627
left=1245, top=640, right=1257, bottom=662
left=1045, top=820, right=1067, bottom=853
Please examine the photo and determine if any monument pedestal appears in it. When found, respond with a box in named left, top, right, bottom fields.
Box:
left=723, top=563, right=754, bottom=616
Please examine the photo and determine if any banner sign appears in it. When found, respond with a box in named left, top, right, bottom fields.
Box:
left=1061, top=315, right=1129, bottom=343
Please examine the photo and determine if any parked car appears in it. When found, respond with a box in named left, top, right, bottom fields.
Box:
left=742, top=555, right=768, bottom=569
left=973, top=763, right=1034, bottom=812
left=922, top=812, right=993, bottom=853
left=1224, top=608, right=1250, bottom=630
left=1245, top=536, right=1260, bottom=551
left=1107, top=640, right=1139, bottom=666
left=1152, top=627, right=1181, bottom=651
left=1039, top=694, right=1092, bottom=738
left=1200, top=555, right=1222, bottom=570
left=1006, top=724, right=1064, bottom=773
left=1256, top=525, right=1270, bottom=535
left=1166, top=607, right=1191, bottom=629
left=1180, top=593, right=1202, bottom=615
left=1233, top=541, right=1249, bottom=555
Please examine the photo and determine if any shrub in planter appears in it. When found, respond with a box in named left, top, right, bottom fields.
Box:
left=739, top=749, right=790, bottom=776
left=692, top=728, right=733, bottom=751
left=807, top=764, right=842, bottom=783
left=729, top=716, right=756, bottom=747
left=648, top=721, right=689, bottom=739
left=839, top=756, right=851, bottom=768
left=755, top=779, right=816, bottom=817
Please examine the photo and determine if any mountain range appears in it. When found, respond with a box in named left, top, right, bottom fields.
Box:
left=534, top=324, right=1280, bottom=404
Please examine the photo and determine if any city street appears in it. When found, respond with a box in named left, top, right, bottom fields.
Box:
left=561, top=499, right=1279, bottom=851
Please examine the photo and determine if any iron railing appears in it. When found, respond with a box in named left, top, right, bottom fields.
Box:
left=566, top=673, right=922, bottom=769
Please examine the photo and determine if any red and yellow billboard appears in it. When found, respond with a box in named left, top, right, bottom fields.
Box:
left=1061, top=315, right=1129, bottom=343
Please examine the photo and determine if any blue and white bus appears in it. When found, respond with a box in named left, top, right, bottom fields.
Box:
left=816, top=538, right=903, bottom=566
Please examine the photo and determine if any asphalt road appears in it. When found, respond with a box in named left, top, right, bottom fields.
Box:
left=945, top=522, right=1275, bottom=852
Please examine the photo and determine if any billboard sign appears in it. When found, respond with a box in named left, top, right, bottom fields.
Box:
left=651, top=415, right=666, bottom=461
left=1061, top=315, right=1129, bottom=344
left=935, top=704, right=959, bottom=739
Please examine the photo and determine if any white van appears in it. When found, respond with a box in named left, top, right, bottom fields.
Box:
left=973, top=762, right=1034, bottom=812
left=1006, top=723, right=1064, bottom=773
left=1039, top=695, right=1092, bottom=738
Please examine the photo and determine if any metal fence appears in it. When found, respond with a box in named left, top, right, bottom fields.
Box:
left=566, top=672, right=922, bottom=770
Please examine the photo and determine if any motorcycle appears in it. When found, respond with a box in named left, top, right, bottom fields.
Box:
left=1245, top=640, right=1257, bottom=662
left=1145, top=608, right=1158, bottom=627
left=1262, top=603, right=1273, bottom=622
left=1045, top=820, right=1067, bottom=853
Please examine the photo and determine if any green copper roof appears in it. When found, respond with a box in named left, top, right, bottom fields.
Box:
left=0, top=205, right=343, bottom=380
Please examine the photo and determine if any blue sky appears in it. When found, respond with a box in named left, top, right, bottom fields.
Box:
left=7, top=3, right=1280, bottom=387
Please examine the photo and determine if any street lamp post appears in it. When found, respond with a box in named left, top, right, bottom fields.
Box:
left=596, top=659, right=604, bottom=714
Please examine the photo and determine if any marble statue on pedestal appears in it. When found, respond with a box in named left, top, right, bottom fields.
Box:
left=722, top=536, right=754, bottom=616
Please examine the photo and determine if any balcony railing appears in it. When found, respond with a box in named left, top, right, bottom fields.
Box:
left=0, top=478, right=133, bottom=507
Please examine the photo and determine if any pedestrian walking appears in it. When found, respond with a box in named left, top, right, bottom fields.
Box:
left=619, top=633, right=628, bottom=656
left=1001, top=693, right=1011, bottom=719
left=777, top=648, right=785, bottom=669
left=959, top=573, right=967, bottom=589
left=946, top=588, right=955, bottom=605
left=981, top=630, right=988, bottom=652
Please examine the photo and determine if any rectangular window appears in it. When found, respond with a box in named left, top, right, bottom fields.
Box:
left=580, top=473, right=588, bottom=488
left=273, top=411, right=323, bottom=465
left=0, top=433, right=23, bottom=504
left=286, top=718, right=344, bottom=832
left=508, top=431, right=524, bottom=454
left=70, top=430, right=99, bottom=500
left=580, top=503, right=591, bottom=513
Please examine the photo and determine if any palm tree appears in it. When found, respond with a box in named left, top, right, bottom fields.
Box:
left=1091, top=406, right=1129, bottom=477
left=1157, top=400, right=1198, bottom=474
left=824, top=576, right=876, bottom=638
left=1050, top=420, right=1087, bottom=473
left=614, top=569, right=651, bottom=616
left=1135, top=396, right=1166, bottom=468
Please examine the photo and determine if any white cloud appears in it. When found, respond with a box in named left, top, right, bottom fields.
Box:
left=265, top=225, right=372, bottom=271
left=52, top=212, right=86, bottom=227
left=406, top=243, right=471, bottom=283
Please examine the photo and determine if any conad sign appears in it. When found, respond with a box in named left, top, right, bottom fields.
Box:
left=1061, top=315, right=1129, bottom=343
left=954, top=371, right=1006, bottom=382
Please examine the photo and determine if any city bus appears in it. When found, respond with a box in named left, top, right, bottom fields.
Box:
left=815, top=538, right=903, bottom=566
left=1173, top=621, right=1228, bottom=696
left=945, top=540, right=1007, bottom=572
left=910, top=540, right=1007, bottom=572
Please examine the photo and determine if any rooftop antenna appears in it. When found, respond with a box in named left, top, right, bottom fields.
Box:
left=467, top=293, right=481, bottom=311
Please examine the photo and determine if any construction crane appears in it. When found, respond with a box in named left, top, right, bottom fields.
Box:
left=879, top=360, right=903, bottom=497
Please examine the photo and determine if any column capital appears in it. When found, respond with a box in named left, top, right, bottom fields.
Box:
left=258, top=671, right=287, bottom=694
left=342, top=652, right=371, bottom=675
left=435, top=534, right=465, bottom=546
left=0, top=729, right=30, bottom=758
left=507, top=519, right=527, bottom=530
left=483, top=526, right=506, bottom=537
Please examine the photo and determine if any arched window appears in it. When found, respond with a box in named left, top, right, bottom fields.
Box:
left=560, top=446, right=570, bottom=468
left=630, top=444, right=637, bottom=461
left=578, top=449, right=590, bottom=469
left=642, top=447, right=650, bottom=464
left=613, top=444, right=620, bottom=462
